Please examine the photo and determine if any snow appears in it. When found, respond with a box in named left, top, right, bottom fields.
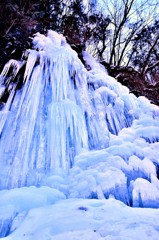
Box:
left=0, top=30, right=159, bottom=239
left=132, top=178, right=159, bottom=207
left=1, top=198, right=159, bottom=240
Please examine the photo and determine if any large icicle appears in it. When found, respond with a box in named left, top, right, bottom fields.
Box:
left=0, top=31, right=90, bottom=188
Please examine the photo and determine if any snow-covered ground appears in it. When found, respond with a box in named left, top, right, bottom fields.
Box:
left=0, top=195, right=159, bottom=240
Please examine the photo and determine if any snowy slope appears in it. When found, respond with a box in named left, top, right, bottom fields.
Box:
left=1, top=198, right=159, bottom=240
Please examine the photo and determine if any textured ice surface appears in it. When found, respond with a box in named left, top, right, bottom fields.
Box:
left=1, top=198, right=159, bottom=240
left=0, top=31, right=159, bottom=238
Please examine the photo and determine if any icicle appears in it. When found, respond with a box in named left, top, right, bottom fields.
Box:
left=0, top=60, right=22, bottom=84
left=0, top=86, right=16, bottom=135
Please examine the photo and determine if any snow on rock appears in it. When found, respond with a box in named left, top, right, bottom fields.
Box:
left=129, top=156, right=156, bottom=180
left=132, top=178, right=159, bottom=208
left=0, top=199, right=159, bottom=240
left=0, top=186, right=65, bottom=211
left=0, top=186, right=65, bottom=238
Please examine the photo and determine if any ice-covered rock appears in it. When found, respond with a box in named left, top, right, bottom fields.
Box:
left=0, top=199, right=159, bottom=240
left=0, top=30, right=159, bottom=238
left=132, top=178, right=159, bottom=208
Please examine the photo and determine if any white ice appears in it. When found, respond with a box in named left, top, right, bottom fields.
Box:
left=0, top=30, right=159, bottom=239
left=0, top=198, right=159, bottom=240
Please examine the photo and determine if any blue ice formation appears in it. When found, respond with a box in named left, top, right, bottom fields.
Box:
left=0, top=30, right=159, bottom=212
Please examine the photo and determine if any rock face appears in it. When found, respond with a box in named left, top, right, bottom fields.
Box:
left=101, top=63, right=159, bottom=106
left=114, top=68, right=159, bottom=106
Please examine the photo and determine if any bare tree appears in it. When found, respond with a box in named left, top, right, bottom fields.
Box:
left=92, top=0, right=159, bottom=67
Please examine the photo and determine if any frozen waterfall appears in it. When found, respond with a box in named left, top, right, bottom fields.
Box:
left=0, top=30, right=159, bottom=239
